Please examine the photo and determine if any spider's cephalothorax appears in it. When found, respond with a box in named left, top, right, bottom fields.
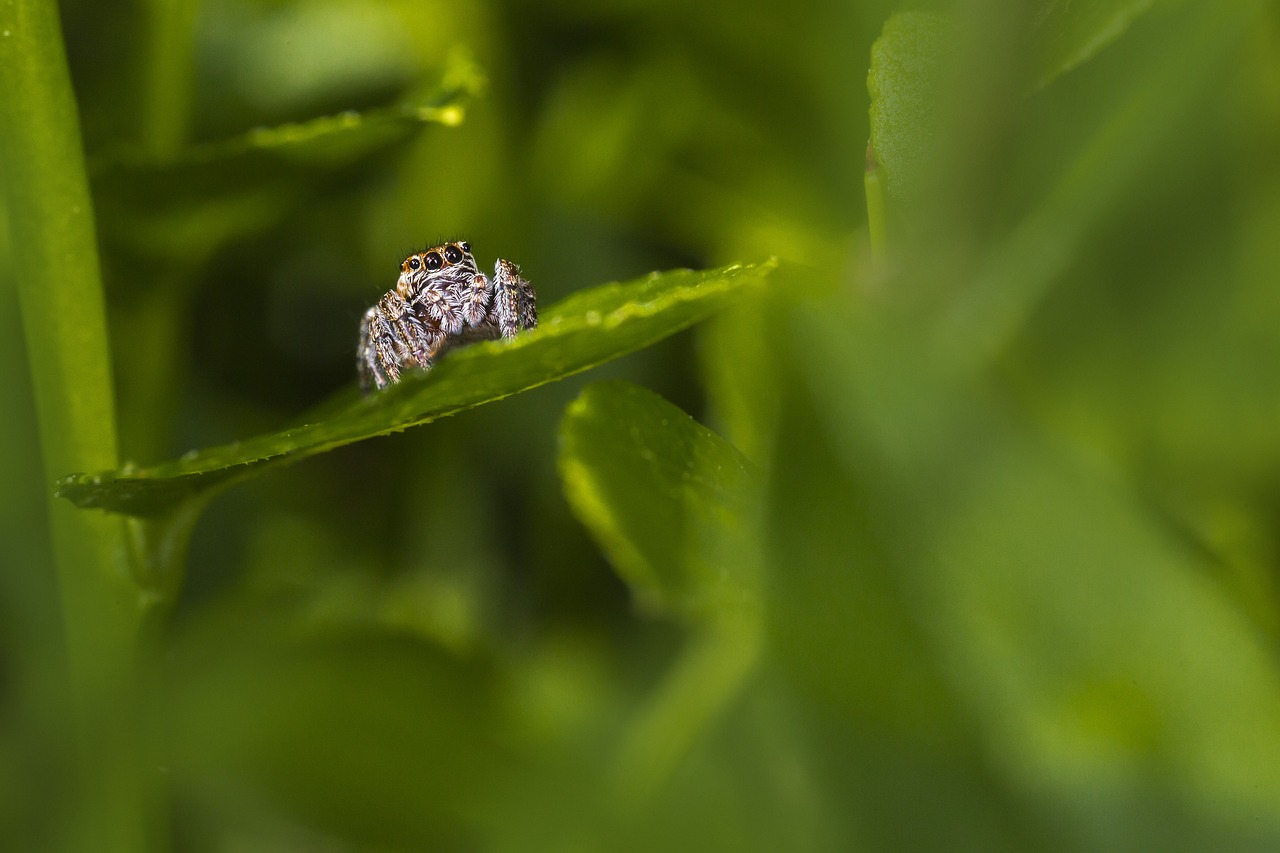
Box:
left=357, top=241, right=537, bottom=392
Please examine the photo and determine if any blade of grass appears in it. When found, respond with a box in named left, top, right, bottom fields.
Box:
left=0, top=1, right=157, bottom=850
left=864, top=143, right=887, bottom=260
left=139, top=0, right=197, bottom=158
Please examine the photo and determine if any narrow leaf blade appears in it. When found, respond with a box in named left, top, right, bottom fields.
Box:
left=1031, top=0, right=1155, bottom=90
left=93, top=62, right=482, bottom=268
left=56, top=260, right=778, bottom=516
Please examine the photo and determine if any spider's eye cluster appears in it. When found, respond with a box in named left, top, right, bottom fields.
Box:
left=403, top=242, right=470, bottom=276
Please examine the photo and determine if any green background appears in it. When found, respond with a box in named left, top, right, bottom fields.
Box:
left=3, top=0, right=1280, bottom=850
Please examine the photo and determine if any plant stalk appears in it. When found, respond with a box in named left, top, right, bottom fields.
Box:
left=0, top=1, right=159, bottom=850
left=865, top=141, right=887, bottom=259
left=140, top=0, right=197, bottom=158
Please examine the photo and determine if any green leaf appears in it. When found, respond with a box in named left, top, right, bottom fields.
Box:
left=865, top=0, right=1164, bottom=217
left=940, top=1, right=1259, bottom=367
left=788, top=291, right=1280, bottom=838
left=866, top=11, right=949, bottom=209
left=56, top=260, right=778, bottom=516
left=557, top=380, right=764, bottom=808
left=106, top=82, right=473, bottom=170
left=92, top=61, right=481, bottom=269
left=866, top=1, right=1164, bottom=208
left=1031, top=0, right=1155, bottom=90
left=558, top=380, right=761, bottom=623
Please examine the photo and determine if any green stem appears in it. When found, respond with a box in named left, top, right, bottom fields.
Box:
left=865, top=141, right=887, bottom=259
left=140, top=0, right=198, bottom=158
left=122, top=0, right=195, bottom=465
left=0, top=2, right=159, bottom=850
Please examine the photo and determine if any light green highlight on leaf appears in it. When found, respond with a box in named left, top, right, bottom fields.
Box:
left=101, top=66, right=479, bottom=171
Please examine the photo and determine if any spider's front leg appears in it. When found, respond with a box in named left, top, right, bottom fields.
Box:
left=357, top=306, right=392, bottom=391
left=487, top=258, right=538, bottom=338
left=357, top=292, right=446, bottom=392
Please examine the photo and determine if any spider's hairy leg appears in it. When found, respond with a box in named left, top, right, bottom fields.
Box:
left=392, top=302, right=443, bottom=367
left=358, top=292, right=449, bottom=393
left=416, top=282, right=465, bottom=338
left=517, top=275, right=537, bottom=332
left=358, top=305, right=397, bottom=392
left=489, top=258, right=537, bottom=338
left=464, top=272, right=491, bottom=328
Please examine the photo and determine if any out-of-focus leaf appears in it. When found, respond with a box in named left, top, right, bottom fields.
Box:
left=558, top=380, right=760, bottom=621
left=864, top=1, right=1259, bottom=370
left=1001, top=119, right=1280, bottom=632
left=764, top=381, right=966, bottom=742
left=702, top=299, right=1027, bottom=849
left=557, top=380, right=763, bottom=809
left=92, top=59, right=481, bottom=269
left=941, top=1, right=1258, bottom=366
left=866, top=11, right=949, bottom=209
left=787, top=290, right=1280, bottom=844
left=1031, top=0, right=1155, bottom=90
left=867, top=0, right=1163, bottom=209
left=56, top=260, right=778, bottom=516
left=108, top=87, right=471, bottom=171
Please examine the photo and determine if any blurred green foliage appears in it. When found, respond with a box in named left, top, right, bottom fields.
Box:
left=4, top=0, right=1280, bottom=850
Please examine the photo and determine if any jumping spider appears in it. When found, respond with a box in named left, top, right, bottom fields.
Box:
left=358, top=241, right=537, bottom=392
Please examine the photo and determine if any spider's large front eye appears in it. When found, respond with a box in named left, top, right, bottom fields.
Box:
left=408, top=256, right=421, bottom=271
left=424, top=252, right=443, bottom=270
left=444, top=245, right=463, bottom=264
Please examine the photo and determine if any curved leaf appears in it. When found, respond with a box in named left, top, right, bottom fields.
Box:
left=1031, top=0, right=1155, bottom=90
left=92, top=59, right=482, bottom=268
left=941, top=1, right=1257, bottom=367
left=866, top=1, right=1161, bottom=209
left=56, top=260, right=778, bottom=516
left=558, top=380, right=761, bottom=623
left=557, top=380, right=763, bottom=807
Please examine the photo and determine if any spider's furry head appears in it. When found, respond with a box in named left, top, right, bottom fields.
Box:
left=395, top=240, right=479, bottom=299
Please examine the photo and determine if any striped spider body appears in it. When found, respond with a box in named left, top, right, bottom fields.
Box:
left=358, top=241, right=537, bottom=392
